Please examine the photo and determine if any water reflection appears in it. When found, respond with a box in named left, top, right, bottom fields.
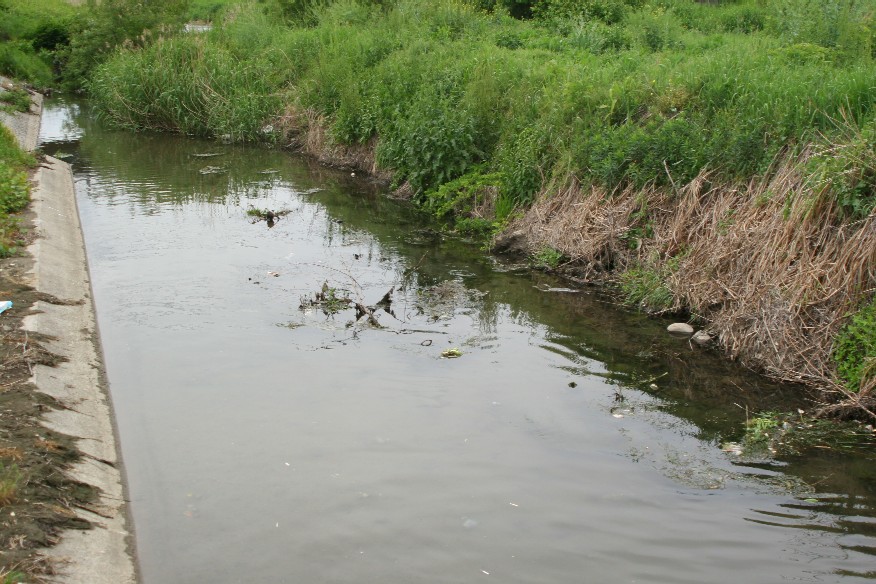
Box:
left=40, top=97, right=876, bottom=583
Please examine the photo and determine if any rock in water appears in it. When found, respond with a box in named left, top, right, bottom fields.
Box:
left=692, top=330, right=713, bottom=345
left=667, top=322, right=694, bottom=336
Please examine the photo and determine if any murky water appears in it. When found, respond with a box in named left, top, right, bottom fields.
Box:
left=40, top=99, right=876, bottom=583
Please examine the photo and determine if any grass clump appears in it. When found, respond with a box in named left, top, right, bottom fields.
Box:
left=0, top=87, right=30, bottom=114
left=619, top=264, right=673, bottom=313
left=0, top=462, right=22, bottom=507
left=532, top=246, right=565, bottom=270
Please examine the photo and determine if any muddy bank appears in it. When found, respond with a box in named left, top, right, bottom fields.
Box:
left=277, top=108, right=875, bottom=419
left=0, top=92, right=135, bottom=582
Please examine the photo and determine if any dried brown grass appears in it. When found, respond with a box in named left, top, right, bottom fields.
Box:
left=275, top=105, right=391, bottom=181
left=509, top=151, right=876, bottom=418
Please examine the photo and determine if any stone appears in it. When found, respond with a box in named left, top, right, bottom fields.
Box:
left=667, top=322, right=694, bottom=336
left=692, top=330, right=713, bottom=345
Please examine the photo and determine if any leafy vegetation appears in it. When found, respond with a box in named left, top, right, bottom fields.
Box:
left=0, top=0, right=77, bottom=87
left=0, top=124, right=33, bottom=256
left=833, top=297, right=876, bottom=393
left=532, top=246, right=565, bottom=270
left=0, top=87, right=30, bottom=113
left=86, top=0, right=876, bottom=220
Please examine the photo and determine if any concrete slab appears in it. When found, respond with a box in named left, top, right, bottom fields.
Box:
left=2, top=90, right=138, bottom=582
left=24, top=156, right=137, bottom=584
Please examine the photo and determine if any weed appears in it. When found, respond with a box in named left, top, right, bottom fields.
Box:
left=0, top=570, right=27, bottom=584
left=833, top=297, right=876, bottom=392
left=746, top=411, right=782, bottom=443
left=618, top=264, right=674, bottom=313
left=0, top=87, right=31, bottom=114
left=733, top=410, right=876, bottom=456
left=424, top=166, right=501, bottom=232
left=532, top=246, right=565, bottom=270
left=0, top=125, right=31, bottom=256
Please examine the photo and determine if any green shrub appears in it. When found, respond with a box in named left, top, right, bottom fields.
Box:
left=0, top=41, right=53, bottom=86
left=0, top=125, right=31, bottom=256
left=833, top=298, right=876, bottom=392
left=377, top=91, right=483, bottom=199
left=806, top=117, right=876, bottom=219
left=423, top=166, right=502, bottom=232
left=60, top=0, right=189, bottom=90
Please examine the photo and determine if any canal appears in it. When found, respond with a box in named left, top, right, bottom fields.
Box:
left=39, top=98, right=876, bottom=583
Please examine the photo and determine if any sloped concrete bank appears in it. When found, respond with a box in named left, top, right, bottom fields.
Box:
left=2, top=88, right=136, bottom=582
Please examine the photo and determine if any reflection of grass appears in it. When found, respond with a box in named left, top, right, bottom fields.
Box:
left=0, top=462, right=22, bottom=506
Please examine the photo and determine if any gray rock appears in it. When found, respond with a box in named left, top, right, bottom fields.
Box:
left=667, top=322, right=694, bottom=336
left=692, top=330, right=713, bottom=345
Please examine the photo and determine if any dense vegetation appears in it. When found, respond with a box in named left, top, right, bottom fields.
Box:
left=1, top=0, right=875, bottom=413
left=0, top=123, right=33, bottom=256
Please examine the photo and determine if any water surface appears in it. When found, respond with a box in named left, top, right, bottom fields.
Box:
left=40, top=99, right=876, bottom=583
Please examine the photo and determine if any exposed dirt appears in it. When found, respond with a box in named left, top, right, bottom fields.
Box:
left=0, top=254, right=96, bottom=580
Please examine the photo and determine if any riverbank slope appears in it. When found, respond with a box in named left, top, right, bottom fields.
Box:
left=87, top=0, right=876, bottom=417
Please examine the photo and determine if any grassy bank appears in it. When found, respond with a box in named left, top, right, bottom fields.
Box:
left=87, top=0, right=876, bottom=416
left=0, top=110, right=34, bottom=255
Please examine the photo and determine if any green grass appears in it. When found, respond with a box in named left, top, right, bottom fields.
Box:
left=0, top=87, right=30, bottom=113
left=88, top=0, right=876, bottom=220
left=833, top=297, right=876, bottom=392
left=0, top=0, right=78, bottom=87
left=0, top=462, right=22, bottom=507
left=0, top=124, right=33, bottom=256
left=188, top=0, right=235, bottom=21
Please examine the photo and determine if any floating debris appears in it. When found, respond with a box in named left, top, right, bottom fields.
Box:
left=441, top=348, right=463, bottom=358
left=300, top=282, right=352, bottom=316
left=191, top=152, right=224, bottom=158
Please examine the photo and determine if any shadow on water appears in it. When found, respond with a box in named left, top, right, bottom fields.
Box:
left=41, top=97, right=876, bottom=583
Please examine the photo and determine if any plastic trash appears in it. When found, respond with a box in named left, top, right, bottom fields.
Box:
left=0, top=301, right=11, bottom=314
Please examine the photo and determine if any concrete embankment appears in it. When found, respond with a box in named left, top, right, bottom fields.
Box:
left=1, top=85, right=136, bottom=583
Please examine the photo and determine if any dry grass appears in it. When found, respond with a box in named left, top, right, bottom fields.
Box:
left=510, top=150, right=876, bottom=419
left=275, top=105, right=390, bottom=181
left=0, top=447, right=24, bottom=462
